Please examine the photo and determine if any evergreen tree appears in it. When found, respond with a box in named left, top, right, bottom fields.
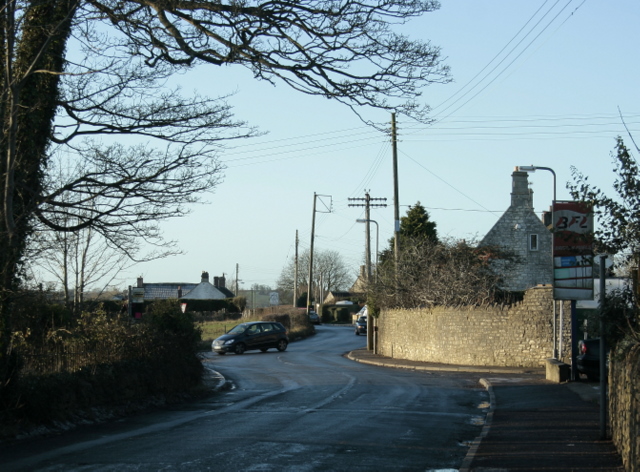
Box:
left=379, top=201, right=438, bottom=266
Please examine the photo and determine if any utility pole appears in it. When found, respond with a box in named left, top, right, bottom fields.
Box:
left=349, top=191, right=387, bottom=352
left=391, top=113, right=400, bottom=272
left=349, top=192, right=387, bottom=282
left=293, top=230, right=299, bottom=308
left=235, top=263, right=239, bottom=296
left=306, top=194, right=317, bottom=316
left=306, top=193, right=332, bottom=315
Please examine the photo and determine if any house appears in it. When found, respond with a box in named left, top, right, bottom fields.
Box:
left=320, top=265, right=369, bottom=305
left=135, top=271, right=235, bottom=301
left=349, top=265, right=368, bottom=294
left=479, top=169, right=553, bottom=291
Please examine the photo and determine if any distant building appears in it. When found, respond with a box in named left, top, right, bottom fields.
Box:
left=349, top=265, right=368, bottom=294
left=135, top=271, right=235, bottom=301
left=320, top=266, right=367, bottom=305
left=480, top=169, right=553, bottom=291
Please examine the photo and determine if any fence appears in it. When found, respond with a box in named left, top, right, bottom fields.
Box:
left=16, top=336, right=155, bottom=375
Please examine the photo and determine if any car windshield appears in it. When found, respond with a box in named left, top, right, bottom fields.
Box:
left=358, top=317, right=366, bottom=323
left=227, top=324, right=248, bottom=334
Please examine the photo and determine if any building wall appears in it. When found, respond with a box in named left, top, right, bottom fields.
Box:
left=609, top=342, right=640, bottom=472
left=376, top=286, right=571, bottom=367
left=480, top=170, right=553, bottom=291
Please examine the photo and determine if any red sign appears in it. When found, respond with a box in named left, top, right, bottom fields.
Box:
left=552, top=201, right=594, bottom=300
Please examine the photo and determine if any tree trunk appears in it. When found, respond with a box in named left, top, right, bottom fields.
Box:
left=0, top=0, right=78, bottom=385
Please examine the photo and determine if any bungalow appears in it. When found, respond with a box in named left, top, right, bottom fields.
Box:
left=135, top=271, right=235, bottom=301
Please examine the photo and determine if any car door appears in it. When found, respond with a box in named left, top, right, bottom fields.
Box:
left=259, top=323, right=279, bottom=348
left=244, top=323, right=264, bottom=350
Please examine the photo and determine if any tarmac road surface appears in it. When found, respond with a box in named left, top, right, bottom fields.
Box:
left=0, top=325, right=489, bottom=471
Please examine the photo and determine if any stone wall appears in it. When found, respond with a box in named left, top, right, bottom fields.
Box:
left=376, top=286, right=571, bottom=367
left=609, top=342, right=640, bottom=472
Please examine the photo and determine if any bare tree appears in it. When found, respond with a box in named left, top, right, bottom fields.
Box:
left=27, top=225, right=133, bottom=312
left=373, top=237, right=518, bottom=309
left=1, top=0, right=449, bottom=381
left=277, top=249, right=354, bottom=302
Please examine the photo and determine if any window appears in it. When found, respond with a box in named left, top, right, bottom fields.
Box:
left=529, top=234, right=538, bottom=251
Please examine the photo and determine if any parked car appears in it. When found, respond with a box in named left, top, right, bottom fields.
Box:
left=212, top=321, right=289, bottom=355
left=577, top=338, right=609, bottom=381
left=354, top=315, right=367, bottom=336
left=308, top=311, right=321, bottom=325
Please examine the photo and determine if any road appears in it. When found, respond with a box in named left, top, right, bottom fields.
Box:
left=0, top=325, right=488, bottom=471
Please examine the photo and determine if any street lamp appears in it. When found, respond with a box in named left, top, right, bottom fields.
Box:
left=516, top=165, right=557, bottom=359
left=516, top=166, right=556, bottom=205
left=356, top=218, right=379, bottom=282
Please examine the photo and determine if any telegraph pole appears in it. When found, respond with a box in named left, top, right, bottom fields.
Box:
left=349, top=192, right=387, bottom=281
left=294, top=230, right=299, bottom=307
left=391, top=113, right=400, bottom=270
left=349, top=191, right=387, bottom=351
left=235, top=263, right=239, bottom=296
left=306, top=193, right=332, bottom=315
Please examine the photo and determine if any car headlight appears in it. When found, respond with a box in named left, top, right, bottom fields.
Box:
left=224, top=339, right=236, bottom=345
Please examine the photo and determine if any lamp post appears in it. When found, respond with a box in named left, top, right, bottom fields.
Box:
left=516, top=165, right=557, bottom=359
left=356, top=218, right=379, bottom=282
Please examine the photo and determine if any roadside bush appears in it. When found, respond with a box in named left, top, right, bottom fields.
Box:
left=1, top=300, right=205, bottom=437
left=374, top=236, right=518, bottom=309
left=262, top=313, right=291, bottom=329
left=323, top=306, right=353, bottom=323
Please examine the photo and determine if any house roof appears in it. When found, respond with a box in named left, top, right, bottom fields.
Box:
left=142, top=283, right=197, bottom=300
left=181, top=282, right=227, bottom=300
left=137, top=271, right=235, bottom=301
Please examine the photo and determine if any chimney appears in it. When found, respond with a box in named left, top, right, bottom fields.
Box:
left=213, top=276, right=219, bottom=287
left=219, top=275, right=226, bottom=288
left=177, top=286, right=182, bottom=298
left=201, top=271, right=209, bottom=283
left=137, top=276, right=143, bottom=288
left=511, top=169, right=533, bottom=208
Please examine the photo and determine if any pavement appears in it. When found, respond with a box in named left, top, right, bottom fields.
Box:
left=347, top=348, right=625, bottom=472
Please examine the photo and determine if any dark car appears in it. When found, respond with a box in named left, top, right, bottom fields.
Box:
left=577, top=338, right=609, bottom=381
left=212, top=321, right=289, bottom=355
left=308, top=311, right=321, bottom=325
left=354, top=315, right=367, bottom=336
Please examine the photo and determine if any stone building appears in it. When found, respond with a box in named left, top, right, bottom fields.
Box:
left=480, top=169, right=552, bottom=291
left=135, top=271, right=234, bottom=300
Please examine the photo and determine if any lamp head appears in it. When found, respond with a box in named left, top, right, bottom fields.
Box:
left=517, top=165, right=537, bottom=172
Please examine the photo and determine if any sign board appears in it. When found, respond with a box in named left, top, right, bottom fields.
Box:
left=553, top=201, right=594, bottom=300
left=269, top=292, right=279, bottom=306
left=131, top=287, right=145, bottom=304
left=181, top=303, right=187, bottom=313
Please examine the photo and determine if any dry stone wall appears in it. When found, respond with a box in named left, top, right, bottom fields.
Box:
left=376, top=286, right=570, bottom=368
left=609, top=342, right=640, bottom=472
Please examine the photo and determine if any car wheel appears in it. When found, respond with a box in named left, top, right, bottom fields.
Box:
left=260, top=348, right=269, bottom=352
left=276, top=339, right=288, bottom=352
left=217, top=352, right=226, bottom=356
left=355, top=331, right=359, bottom=335
left=235, top=343, right=246, bottom=355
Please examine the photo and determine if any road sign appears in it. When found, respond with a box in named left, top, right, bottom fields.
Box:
left=553, top=201, right=594, bottom=300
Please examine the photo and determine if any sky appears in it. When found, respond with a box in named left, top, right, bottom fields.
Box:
left=110, top=1, right=639, bottom=291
